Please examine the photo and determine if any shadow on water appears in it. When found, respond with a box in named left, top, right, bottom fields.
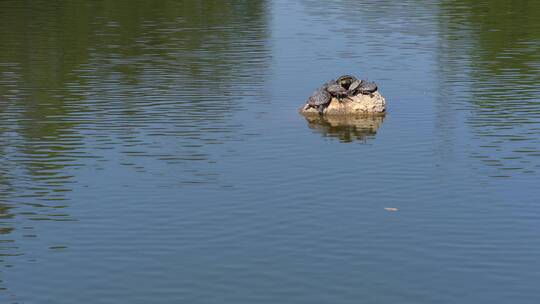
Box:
left=438, top=0, right=540, bottom=177
left=304, top=115, right=384, bottom=143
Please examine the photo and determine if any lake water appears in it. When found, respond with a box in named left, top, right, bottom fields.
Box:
left=1, top=1, right=540, bottom=303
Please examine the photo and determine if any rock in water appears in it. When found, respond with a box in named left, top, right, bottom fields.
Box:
left=300, top=91, right=386, bottom=116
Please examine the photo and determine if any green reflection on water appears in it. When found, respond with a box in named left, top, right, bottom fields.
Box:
left=0, top=0, right=270, bottom=296
left=438, top=0, right=540, bottom=176
left=0, top=0, right=270, bottom=197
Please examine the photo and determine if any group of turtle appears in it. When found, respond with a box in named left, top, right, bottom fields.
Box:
left=305, top=75, right=378, bottom=115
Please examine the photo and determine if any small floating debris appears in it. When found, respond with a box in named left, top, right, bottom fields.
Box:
left=384, top=207, right=398, bottom=212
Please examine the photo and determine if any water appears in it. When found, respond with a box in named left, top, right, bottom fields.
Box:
left=1, top=1, right=539, bottom=303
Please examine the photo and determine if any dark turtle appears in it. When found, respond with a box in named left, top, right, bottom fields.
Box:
left=326, top=83, right=348, bottom=98
left=347, top=79, right=363, bottom=95
left=356, top=81, right=378, bottom=95
left=306, top=88, right=331, bottom=115
left=336, top=75, right=359, bottom=90
left=326, top=77, right=355, bottom=102
left=320, top=79, right=337, bottom=90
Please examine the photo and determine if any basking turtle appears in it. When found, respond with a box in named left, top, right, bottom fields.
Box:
left=326, top=83, right=348, bottom=98
left=356, top=81, right=378, bottom=95
left=306, top=88, right=331, bottom=115
left=336, top=75, right=359, bottom=90
left=321, top=79, right=337, bottom=90
left=347, top=79, right=363, bottom=96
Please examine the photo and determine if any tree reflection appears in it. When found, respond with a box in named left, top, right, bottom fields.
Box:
left=438, top=0, right=540, bottom=176
left=0, top=0, right=270, bottom=194
left=0, top=0, right=270, bottom=292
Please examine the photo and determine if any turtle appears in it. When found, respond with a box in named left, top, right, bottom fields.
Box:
left=320, top=79, right=337, bottom=90
left=306, top=88, right=331, bottom=115
left=336, top=75, right=359, bottom=90
left=356, top=81, right=378, bottom=95
left=347, top=79, right=363, bottom=96
left=326, top=83, right=348, bottom=98
left=326, top=77, right=355, bottom=102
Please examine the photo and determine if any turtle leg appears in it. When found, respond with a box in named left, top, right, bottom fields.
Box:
left=318, top=105, right=324, bottom=116
left=339, top=94, right=353, bottom=103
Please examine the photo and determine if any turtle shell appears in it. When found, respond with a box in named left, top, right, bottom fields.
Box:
left=336, top=75, right=358, bottom=89
left=357, top=81, right=378, bottom=94
left=307, top=89, right=331, bottom=106
left=326, top=84, right=348, bottom=97
left=347, top=79, right=363, bottom=94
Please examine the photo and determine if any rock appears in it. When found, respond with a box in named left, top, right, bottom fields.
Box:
left=300, top=91, right=386, bottom=116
